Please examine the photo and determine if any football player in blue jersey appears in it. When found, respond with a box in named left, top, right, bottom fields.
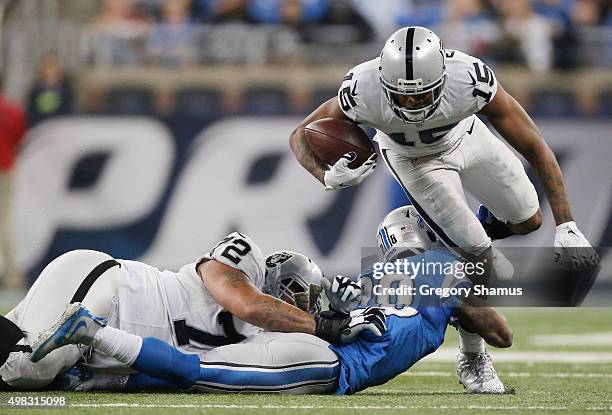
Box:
left=31, top=206, right=512, bottom=394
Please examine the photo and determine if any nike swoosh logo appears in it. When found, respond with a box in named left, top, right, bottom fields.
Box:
left=65, top=320, right=87, bottom=341
left=568, top=230, right=577, bottom=236
left=466, top=119, right=475, bottom=135
left=468, top=72, right=476, bottom=86
left=351, top=81, right=358, bottom=97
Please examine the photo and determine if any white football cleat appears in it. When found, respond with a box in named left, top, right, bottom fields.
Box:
left=457, top=350, right=505, bottom=394
left=491, top=247, right=515, bottom=281
left=30, top=303, right=106, bottom=363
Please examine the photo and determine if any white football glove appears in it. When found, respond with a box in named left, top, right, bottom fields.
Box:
left=321, top=275, right=363, bottom=314
left=323, top=152, right=377, bottom=191
left=340, top=307, right=387, bottom=343
left=553, top=221, right=600, bottom=269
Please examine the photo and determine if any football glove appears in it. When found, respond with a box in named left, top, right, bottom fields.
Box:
left=314, top=307, right=386, bottom=344
left=321, top=275, right=363, bottom=314
left=323, top=152, right=376, bottom=191
left=553, top=221, right=600, bottom=269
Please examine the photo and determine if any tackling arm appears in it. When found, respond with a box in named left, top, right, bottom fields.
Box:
left=289, top=97, right=351, bottom=185
left=198, top=260, right=316, bottom=334
left=197, top=259, right=386, bottom=344
left=480, top=83, right=572, bottom=226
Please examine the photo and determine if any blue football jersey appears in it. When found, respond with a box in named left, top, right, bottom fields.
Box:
left=329, top=249, right=457, bottom=395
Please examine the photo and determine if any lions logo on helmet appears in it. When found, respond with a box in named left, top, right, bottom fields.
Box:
left=416, top=215, right=425, bottom=229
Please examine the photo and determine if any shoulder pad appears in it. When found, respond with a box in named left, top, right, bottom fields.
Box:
left=199, top=232, right=266, bottom=289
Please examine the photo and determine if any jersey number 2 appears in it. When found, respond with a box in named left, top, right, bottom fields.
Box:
left=221, top=238, right=251, bottom=265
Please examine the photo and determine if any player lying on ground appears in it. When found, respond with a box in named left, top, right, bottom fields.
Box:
left=31, top=206, right=512, bottom=394
left=289, top=25, right=599, bottom=390
left=0, top=233, right=383, bottom=390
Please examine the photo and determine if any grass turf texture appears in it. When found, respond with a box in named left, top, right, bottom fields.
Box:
left=1, top=308, right=611, bottom=415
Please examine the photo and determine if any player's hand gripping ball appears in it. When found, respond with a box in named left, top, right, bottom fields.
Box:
left=323, top=152, right=377, bottom=190
left=304, top=118, right=377, bottom=190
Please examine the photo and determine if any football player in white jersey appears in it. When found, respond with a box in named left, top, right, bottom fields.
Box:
left=289, top=26, right=599, bottom=392
left=0, top=232, right=383, bottom=390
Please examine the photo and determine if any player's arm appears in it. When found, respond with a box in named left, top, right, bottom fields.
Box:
left=479, top=83, right=572, bottom=226
left=198, top=259, right=386, bottom=343
left=198, top=259, right=316, bottom=334
left=289, top=97, right=351, bottom=184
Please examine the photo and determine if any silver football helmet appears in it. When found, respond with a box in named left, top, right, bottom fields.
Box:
left=377, top=205, right=439, bottom=261
left=379, top=26, right=446, bottom=124
left=263, top=251, right=324, bottom=314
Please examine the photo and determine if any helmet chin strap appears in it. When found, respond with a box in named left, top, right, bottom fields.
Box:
left=384, top=89, right=431, bottom=124
left=401, top=109, right=427, bottom=124
left=399, top=99, right=442, bottom=124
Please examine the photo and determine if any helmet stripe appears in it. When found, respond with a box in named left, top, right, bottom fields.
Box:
left=405, top=27, right=415, bottom=80
left=380, top=227, right=391, bottom=250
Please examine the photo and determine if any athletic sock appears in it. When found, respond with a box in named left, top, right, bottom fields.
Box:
left=91, top=326, right=142, bottom=366
left=458, top=324, right=485, bottom=354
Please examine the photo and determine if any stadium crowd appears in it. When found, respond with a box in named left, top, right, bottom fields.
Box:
left=87, top=0, right=611, bottom=70
left=7, top=0, right=606, bottom=125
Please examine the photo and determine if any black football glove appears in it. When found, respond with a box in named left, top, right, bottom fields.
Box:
left=314, top=307, right=386, bottom=344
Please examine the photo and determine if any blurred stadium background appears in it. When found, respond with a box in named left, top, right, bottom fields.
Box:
left=0, top=1, right=611, bottom=411
left=0, top=0, right=610, bottom=299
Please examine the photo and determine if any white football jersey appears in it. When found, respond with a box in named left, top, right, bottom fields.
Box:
left=337, top=50, right=498, bottom=158
left=112, top=232, right=266, bottom=354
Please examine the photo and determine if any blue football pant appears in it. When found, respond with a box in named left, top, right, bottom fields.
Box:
left=128, top=332, right=340, bottom=394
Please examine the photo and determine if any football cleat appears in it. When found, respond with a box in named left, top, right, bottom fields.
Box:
left=491, top=247, right=515, bottom=281
left=457, top=350, right=506, bottom=394
left=30, top=303, right=106, bottom=363
left=477, top=205, right=515, bottom=240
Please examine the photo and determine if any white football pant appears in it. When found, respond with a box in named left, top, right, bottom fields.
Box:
left=1, top=250, right=121, bottom=389
left=381, top=117, right=539, bottom=256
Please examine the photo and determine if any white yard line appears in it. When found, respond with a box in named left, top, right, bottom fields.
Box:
left=68, top=403, right=612, bottom=411
left=422, top=349, right=612, bottom=363
left=405, top=371, right=612, bottom=378
left=530, top=332, right=612, bottom=346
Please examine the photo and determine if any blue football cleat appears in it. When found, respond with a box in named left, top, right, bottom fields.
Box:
left=31, top=303, right=106, bottom=363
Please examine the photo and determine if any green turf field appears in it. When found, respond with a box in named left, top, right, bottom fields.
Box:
left=1, top=308, right=611, bottom=415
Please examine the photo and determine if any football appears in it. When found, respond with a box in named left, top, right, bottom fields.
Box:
left=304, top=118, right=375, bottom=168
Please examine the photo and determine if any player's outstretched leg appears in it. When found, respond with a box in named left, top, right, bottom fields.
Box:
left=31, top=303, right=106, bottom=363
left=456, top=325, right=505, bottom=394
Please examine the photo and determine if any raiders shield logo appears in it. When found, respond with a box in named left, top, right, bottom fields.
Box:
left=265, top=252, right=293, bottom=268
